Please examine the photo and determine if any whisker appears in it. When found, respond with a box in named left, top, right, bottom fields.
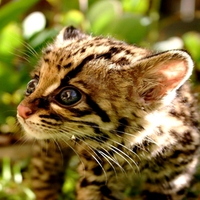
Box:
left=83, top=133, right=139, bottom=173
left=59, top=128, right=109, bottom=181
left=51, top=136, right=65, bottom=166
left=97, top=149, right=126, bottom=176
left=60, top=123, right=141, bottom=169
left=10, top=50, right=32, bottom=64
left=22, top=41, right=39, bottom=58
left=96, top=147, right=118, bottom=179
left=57, top=130, right=86, bottom=168
left=110, top=145, right=139, bottom=171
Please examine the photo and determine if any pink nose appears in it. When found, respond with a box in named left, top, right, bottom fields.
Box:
left=17, top=104, right=34, bottom=119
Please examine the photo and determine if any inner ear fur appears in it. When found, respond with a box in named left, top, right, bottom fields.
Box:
left=133, top=50, right=194, bottom=102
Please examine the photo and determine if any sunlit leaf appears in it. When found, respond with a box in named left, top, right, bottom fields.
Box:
left=2, top=158, right=11, bottom=181
left=182, top=32, right=200, bottom=62
left=122, top=0, right=149, bottom=13
left=13, top=164, right=22, bottom=184
left=61, top=10, right=85, bottom=27
left=0, top=23, right=22, bottom=55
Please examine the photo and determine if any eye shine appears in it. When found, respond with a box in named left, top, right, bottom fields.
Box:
left=57, top=87, right=82, bottom=106
left=25, top=78, right=39, bottom=96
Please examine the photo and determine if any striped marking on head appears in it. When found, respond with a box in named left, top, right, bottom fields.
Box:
left=43, top=82, right=60, bottom=96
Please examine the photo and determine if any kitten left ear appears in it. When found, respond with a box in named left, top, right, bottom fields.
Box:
left=55, top=26, right=87, bottom=45
left=135, top=50, right=194, bottom=102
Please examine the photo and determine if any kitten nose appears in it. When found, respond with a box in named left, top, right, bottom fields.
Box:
left=17, top=104, right=34, bottom=119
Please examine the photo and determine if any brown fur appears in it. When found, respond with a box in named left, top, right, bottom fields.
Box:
left=17, top=26, right=199, bottom=200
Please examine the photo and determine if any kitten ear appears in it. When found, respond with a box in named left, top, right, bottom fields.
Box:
left=55, top=26, right=87, bottom=44
left=135, top=50, right=194, bottom=103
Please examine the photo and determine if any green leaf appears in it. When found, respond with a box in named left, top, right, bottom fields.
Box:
left=87, top=0, right=122, bottom=34
left=122, top=0, right=149, bottom=14
left=2, top=158, right=11, bottom=182
left=29, top=29, right=58, bottom=49
left=0, top=0, right=39, bottom=30
left=61, top=10, right=85, bottom=27
left=0, top=23, right=23, bottom=56
left=182, top=32, right=200, bottom=62
left=105, top=14, right=150, bottom=43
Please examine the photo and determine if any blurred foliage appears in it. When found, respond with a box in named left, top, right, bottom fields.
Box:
left=0, top=157, right=34, bottom=200
left=0, top=0, right=200, bottom=199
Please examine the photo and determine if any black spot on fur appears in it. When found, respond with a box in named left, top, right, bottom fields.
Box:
left=125, top=49, right=131, bottom=54
left=116, top=118, right=128, bottom=134
left=44, top=58, right=50, bottom=63
left=170, top=150, right=183, bottom=159
left=59, top=57, right=63, bottom=63
left=44, top=48, right=51, bottom=54
left=181, top=131, right=193, bottom=145
left=181, top=97, right=188, bottom=103
left=64, top=62, right=72, bottom=69
left=100, top=186, right=119, bottom=200
left=80, top=48, right=86, bottom=53
left=92, top=165, right=103, bottom=176
left=100, top=186, right=111, bottom=197
left=109, top=46, right=121, bottom=54
left=132, top=145, right=140, bottom=154
left=80, top=178, right=89, bottom=187
left=116, top=57, right=130, bottom=65
left=57, top=64, right=61, bottom=70
left=142, top=191, right=171, bottom=200
left=177, top=188, right=186, bottom=195
left=96, top=52, right=112, bottom=60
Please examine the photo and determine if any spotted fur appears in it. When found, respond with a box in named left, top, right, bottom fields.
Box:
left=17, top=26, right=200, bottom=200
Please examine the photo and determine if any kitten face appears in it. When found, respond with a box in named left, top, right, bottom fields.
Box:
left=17, top=26, right=193, bottom=146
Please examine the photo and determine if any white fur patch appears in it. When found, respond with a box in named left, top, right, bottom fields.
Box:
left=172, top=158, right=198, bottom=190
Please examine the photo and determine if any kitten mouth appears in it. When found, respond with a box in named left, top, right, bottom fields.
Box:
left=17, top=114, right=23, bottom=121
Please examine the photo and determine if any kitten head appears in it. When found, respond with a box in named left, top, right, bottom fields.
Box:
left=17, top=26, right=194, bottom=146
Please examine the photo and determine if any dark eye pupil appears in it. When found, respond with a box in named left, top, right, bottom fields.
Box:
left=59, top=88, right=81, bottom=106
left=26, top=79, right=38, bottom=96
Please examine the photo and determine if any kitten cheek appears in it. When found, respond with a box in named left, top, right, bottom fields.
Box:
left=19, top=122, right=50, bottom=140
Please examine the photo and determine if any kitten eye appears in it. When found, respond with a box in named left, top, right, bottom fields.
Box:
left=26, top=78, right=39, bottom=96
left=57, top=87, right=82, bottom=106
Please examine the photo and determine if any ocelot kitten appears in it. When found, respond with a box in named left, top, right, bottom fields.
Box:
left=17, top=26, right=200, bottom=200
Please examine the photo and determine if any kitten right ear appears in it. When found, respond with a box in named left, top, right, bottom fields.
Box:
left=133, top=50, right=194, bottom=103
